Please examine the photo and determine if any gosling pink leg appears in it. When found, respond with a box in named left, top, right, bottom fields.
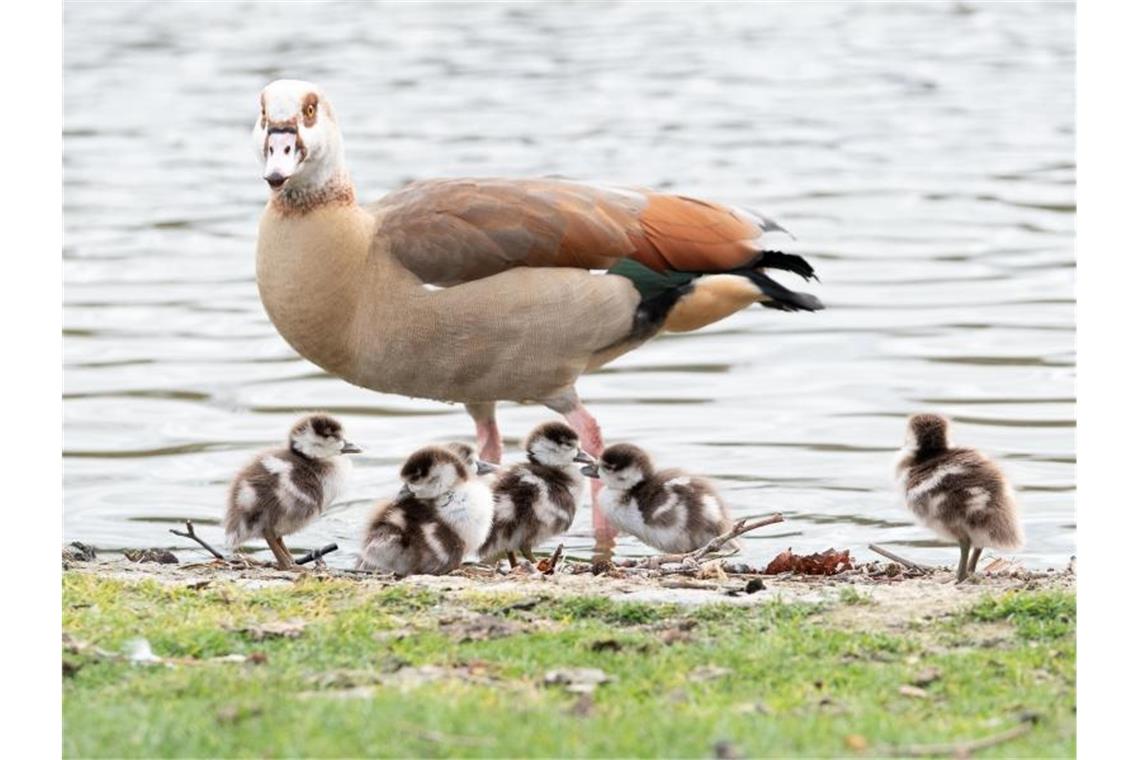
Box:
left=465, top=402, right=503, bottom=464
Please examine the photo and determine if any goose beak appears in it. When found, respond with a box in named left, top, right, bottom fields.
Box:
left=573, top=450, right=595, bottom=464
left=341, top=441, right=362, bottom=454
left=475, top=460, right=497, bottom=476
left=580, top=463, right=600, bottom=479
left=263, top=130, right=301, bottom=188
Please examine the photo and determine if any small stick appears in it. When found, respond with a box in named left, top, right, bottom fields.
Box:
left=886, top=720, right=1034, bottom=757
left=296, top=543, right=338, bottom=566
left=690, top=513, right=784, bottom=562
left=169, top=520, right=226, bottom=560
left=630, top=513, right=784, bottom=569
left=868, top=543, right=933, bottom=573
left=537, top=543, right=564, bottom=574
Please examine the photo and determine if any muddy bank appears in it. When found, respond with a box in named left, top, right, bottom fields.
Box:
left=65, top=555, right=1074, bottom=627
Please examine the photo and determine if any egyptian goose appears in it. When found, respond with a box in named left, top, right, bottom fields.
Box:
left=252, top=79, right=823, bottom=554
left=479, top=421, right=593, bottom=565
left=894, top=413, right=1024, bottom=582
left=582, top=443, right=734, bottom=553
left=224, top=413, right=360, bottom=569
left=357, top=445, right=494, bottom=575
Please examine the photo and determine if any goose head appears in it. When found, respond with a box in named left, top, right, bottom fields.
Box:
left=584, top=443, right=653, bottom=491
left=252, top=79, right=346, bottom=195
left=400, top=446, right=469, bottom=500
left=524, top=421, right=594, bottom=468
left=289, top=413, right=362, bottom=460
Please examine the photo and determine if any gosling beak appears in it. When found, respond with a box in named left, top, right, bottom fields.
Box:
left=475, top=460, right=497, bottom=476
left=397, top=483, right=412, bottom=499
left=263, top=129, right=301, bottom=189
left=580, top=463, right=600, bottom=479
left=573, top=450, right=595, bottom=464
left=341, top=441, right=362, bottom=454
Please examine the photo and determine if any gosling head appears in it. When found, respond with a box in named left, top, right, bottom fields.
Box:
left=445, top=441, right=498, bottom=476
left=524, top=421, right=594, bottom=468
left=904, top=413, right=951, bottom=454
left=583, top=443, right=654, bottom=491
left=400, top=446, right=469, bottom=500
left=252, top=79, right=346, bottom=195
left=289, top=414, right=361, bottom=460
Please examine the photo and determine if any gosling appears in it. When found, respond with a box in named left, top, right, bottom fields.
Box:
left=358, top=445, right=494, bottom=575
left=582, top=443, right=733, bottom=553
left=895, top=413, right=1024, bottom=582
left=445, top=441, right=498, bottom=478
left=224, top=414, right=360, bottom=569
left=479, top=421, right=593, bottom=565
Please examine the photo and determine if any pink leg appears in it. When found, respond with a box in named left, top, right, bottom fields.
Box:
left=560, top=400, right=617, bottom=556
left=465, top=402, right=503, bottom=464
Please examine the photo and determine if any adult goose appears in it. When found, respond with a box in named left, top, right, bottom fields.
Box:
left=252, top=79, right=823, bottom=553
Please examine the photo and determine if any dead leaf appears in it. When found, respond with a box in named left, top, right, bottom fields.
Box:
left=248, top=651, right=268, bottom=665
left=123, top=548, right=179, bottom=564
left=536, top=543, right=564, bottom=574
left=62, top=542, right=97, bottom=562
left=544, top=667, right=611, bottom=693
left=235, top=619, right=307, bottom=641
left=898, top=684, right=928, bottom=699
left=764, top=548, right=854, bottom=576
left=713, top=740, right=741, bottom=759
left=439, top=613, right=521, bottom=642
left=589, top=639, right=623, bottom=653
left=568, top=693, right=595, bottom=717
left=845, top=734, right=869, bottom=751
left=689, top=665, right=731, bottom=682
left=911, top=667, right=942, bottom=687
left=216, top=704, right=262, bottom=724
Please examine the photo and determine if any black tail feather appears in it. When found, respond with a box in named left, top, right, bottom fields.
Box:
left=749, top=250, right=818, bottom=282
left=742, top=271, right=825, bottom=312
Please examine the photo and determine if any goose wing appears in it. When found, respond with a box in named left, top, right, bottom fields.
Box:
left=370, top=177, right=792, bottom=287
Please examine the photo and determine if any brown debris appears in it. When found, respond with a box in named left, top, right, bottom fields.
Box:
left=123, top=548, right=179, bottom=564
left=233, top=619, right=307, bottom=641
left=764, top=548, right=854, bottom=576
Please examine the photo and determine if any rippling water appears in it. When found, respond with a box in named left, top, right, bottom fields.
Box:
left=63, top=1, right=1074, bottom=569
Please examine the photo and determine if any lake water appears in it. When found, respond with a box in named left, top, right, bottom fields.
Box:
left=64, top=1, right=1074, bottom=569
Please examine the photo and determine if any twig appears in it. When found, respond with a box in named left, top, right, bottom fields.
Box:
left=297, top=543, right=338, bottom=565
left=169, top=520, right=226, bottom=560
left=537, top=543, right=564, bottom=574
left=635, top=513, right=784, bottom=568
left=886, top=719, right=1034, bottom=757
left=868, top=544, right=933, bottom=574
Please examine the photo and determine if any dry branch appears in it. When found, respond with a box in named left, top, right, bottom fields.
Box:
left=297, top=543, right=338, bottom=565
left=886, top=719, right=1035, bottom=757
left=868, top=544, right=933, bottom=573
left=634, top=513, right=784, bottom=569
left=169, top=520, right=226, bottom=560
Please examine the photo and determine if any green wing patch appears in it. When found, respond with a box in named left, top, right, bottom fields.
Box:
left=608, top=258, right=697, bottom=300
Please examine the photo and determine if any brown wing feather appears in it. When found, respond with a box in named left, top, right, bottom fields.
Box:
left=371, top=178, right=769, bottom=286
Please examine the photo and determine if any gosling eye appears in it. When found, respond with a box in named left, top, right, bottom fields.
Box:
left=304, top=103, right=316, bottom=120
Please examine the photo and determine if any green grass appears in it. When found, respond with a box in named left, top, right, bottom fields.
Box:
left=62, top=573, right=1075, bottom=757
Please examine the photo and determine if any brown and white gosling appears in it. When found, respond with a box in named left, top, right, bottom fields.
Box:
left=479, top=421, right=594, bottom=565
left=445, top=441, right=498, bottom=479
left=582, top=443, right=733, bottom=553
left=358, top=446, right=494, bottom=575
left=224, top=414, right=361, bottom=569
left=894, top=413, right=1024, bottom=582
